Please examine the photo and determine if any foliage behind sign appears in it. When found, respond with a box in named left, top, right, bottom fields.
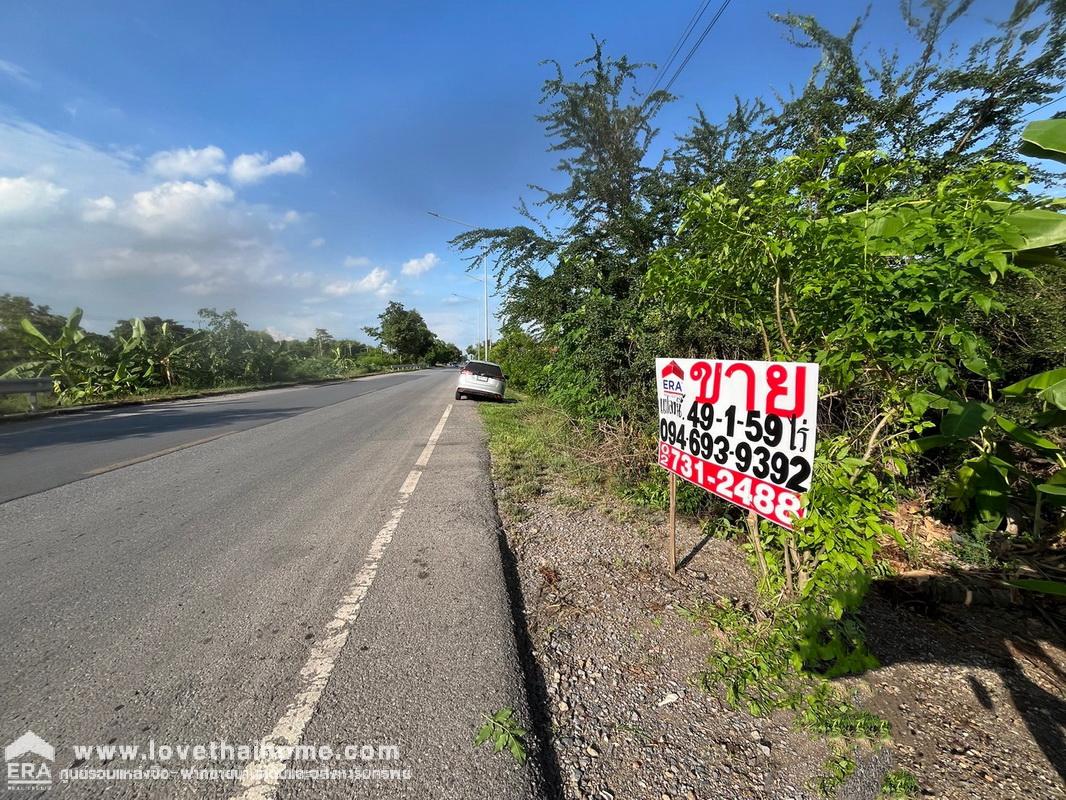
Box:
left=656, top=358, right=819, bottom=529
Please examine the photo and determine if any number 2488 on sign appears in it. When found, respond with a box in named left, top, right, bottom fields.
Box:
left=657, top=441, right=803, bottom=529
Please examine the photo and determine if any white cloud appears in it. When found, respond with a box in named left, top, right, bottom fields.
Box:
left=0, top=59, right=37, bottom=89
left=258, top=270, right=316, bottom=289
left=266, top=326, right=298, bottom=341
left=310, top=237, right=325, bottom=248
left=68, top=245, right=314, bottom=300
left=270, top=209, right=302, bottom=230
left=323, top=267, right=394, bottom=297
left=344, top=255, right=371, bottom=268
left=289, top=270, right=316, bottom=288
left=230, top=151, right=306, bottom=184
left=124, top=179, right=235, bottom=235
left=181, top=278, right=229, bottom=296
left=401, top=251, right=440, bottom=276
left=82, top=194, right=116, bottom=222
left=0, top=176, right=66, bottom=219
left=147, top=145, right=227, bottom=179
left=74, top=248, right=205, bottom=280
left=0, top=119, right=142, bottom=199
left=0, top=118, right=395, bottom=341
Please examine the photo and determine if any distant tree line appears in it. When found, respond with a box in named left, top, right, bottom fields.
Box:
left=0, top=295, right=461, bottom=405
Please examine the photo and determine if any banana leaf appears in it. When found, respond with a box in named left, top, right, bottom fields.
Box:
left=1020, top=120, right=1066, bottom=165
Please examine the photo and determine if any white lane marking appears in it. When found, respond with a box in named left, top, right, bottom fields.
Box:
left=234, top=403, right=452, bottom=800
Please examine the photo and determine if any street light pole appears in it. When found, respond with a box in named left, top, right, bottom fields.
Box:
left=450, top=293, right=481, bottom=359
left=483, top=258, right=490, bottom=360
left=461, top=274, right=487, bottom=359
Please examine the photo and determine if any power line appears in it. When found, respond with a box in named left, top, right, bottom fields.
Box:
left=1021, top=93, right=1066, bottom=120
left=660, top=0, right=733, bottom=97
left=427, top=210, right=477, bottom=229
left=647, top=0, right=714, bottom=97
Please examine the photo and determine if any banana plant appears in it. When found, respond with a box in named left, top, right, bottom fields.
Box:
left=1020, top=119, right=1066, bottom=165
left=151, top=322, right=203, bottom=387
left=913, top=367, right=1066, bottom=536
left=109, top=317, right=153, bottom=395
left=1, top=307, right=106, bottom=402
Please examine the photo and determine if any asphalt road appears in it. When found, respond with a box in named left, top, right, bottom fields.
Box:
left=0, top=370, right=536, bottom=798
left=0, top=372, right=430, bottom=503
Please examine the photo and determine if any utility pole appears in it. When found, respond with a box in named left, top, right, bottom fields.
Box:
left=428, top=210, right=491, bottom=360
left=451, top=293, right=481, bottom=360
left=462, top=274, right=488, bottom=359
left=483, top=257, right=490, bottom=360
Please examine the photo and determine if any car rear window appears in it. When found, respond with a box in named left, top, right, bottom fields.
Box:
left=467, top=362, right=503, bottom=379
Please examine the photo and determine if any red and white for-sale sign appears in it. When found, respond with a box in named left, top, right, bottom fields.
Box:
left=655, top=358, right=819, bottom=530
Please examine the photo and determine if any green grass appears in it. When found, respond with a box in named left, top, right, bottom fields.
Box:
left=0, top=393, right=60, bottom=415
left=812, top=753, right=857, bottom=798
left=480, top=389, right=905, bottom=797
left=477, top=391, right=598, bottom=516
left=481, top=392, right=892, bottom=746
left=880, top=769, right=920, bottom=798
left=477, top=391, right=673, bottom=526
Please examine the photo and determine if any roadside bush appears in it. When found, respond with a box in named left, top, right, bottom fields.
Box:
left=289, top=357, right=338, bottom=382
left=488, top=324, right=549, bottom=392
left=353, top=348, right=400, bottom=371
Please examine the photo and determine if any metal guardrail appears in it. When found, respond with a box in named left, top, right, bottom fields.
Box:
left=0, top=377, right=53, bottom=411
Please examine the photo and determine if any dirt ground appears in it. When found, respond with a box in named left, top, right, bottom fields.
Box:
left=855, top=596, right=1065, bottom=799
left=496, top=483, right=1066, bottom=800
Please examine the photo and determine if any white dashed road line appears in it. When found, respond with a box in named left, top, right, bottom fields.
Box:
left=234, top=403, right=453, bottom=800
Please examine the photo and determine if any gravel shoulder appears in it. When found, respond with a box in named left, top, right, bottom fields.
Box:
left=482, top=401, right=1066, bottom=800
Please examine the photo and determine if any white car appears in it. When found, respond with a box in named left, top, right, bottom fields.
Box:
left=455, top=360, right=506, bottom=401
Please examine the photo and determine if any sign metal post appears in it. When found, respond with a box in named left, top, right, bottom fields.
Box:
left=668, top=472, right=677, bottom=574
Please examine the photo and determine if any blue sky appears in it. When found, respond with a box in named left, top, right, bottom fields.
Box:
left=0, top=0, right=1017, bottom=347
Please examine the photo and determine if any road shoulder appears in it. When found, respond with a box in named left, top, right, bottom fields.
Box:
left=278, top=398, right=540, bottom=799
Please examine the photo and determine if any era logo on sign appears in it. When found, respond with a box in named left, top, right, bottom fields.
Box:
left=660, top=360, right=684, bottom=397
left=5, top=731, right=53, bottom=789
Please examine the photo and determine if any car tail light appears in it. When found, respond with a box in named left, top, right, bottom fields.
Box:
left=461, top=369, right=472, bottom=375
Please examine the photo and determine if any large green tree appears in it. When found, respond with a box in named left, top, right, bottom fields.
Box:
left=677, top=1, right=1066, bottom=187
left=451, top=41, right=676, bottom=416
left=427, top=336, right=463, bottom=365
left=362, top=302, right=435, bottom=363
